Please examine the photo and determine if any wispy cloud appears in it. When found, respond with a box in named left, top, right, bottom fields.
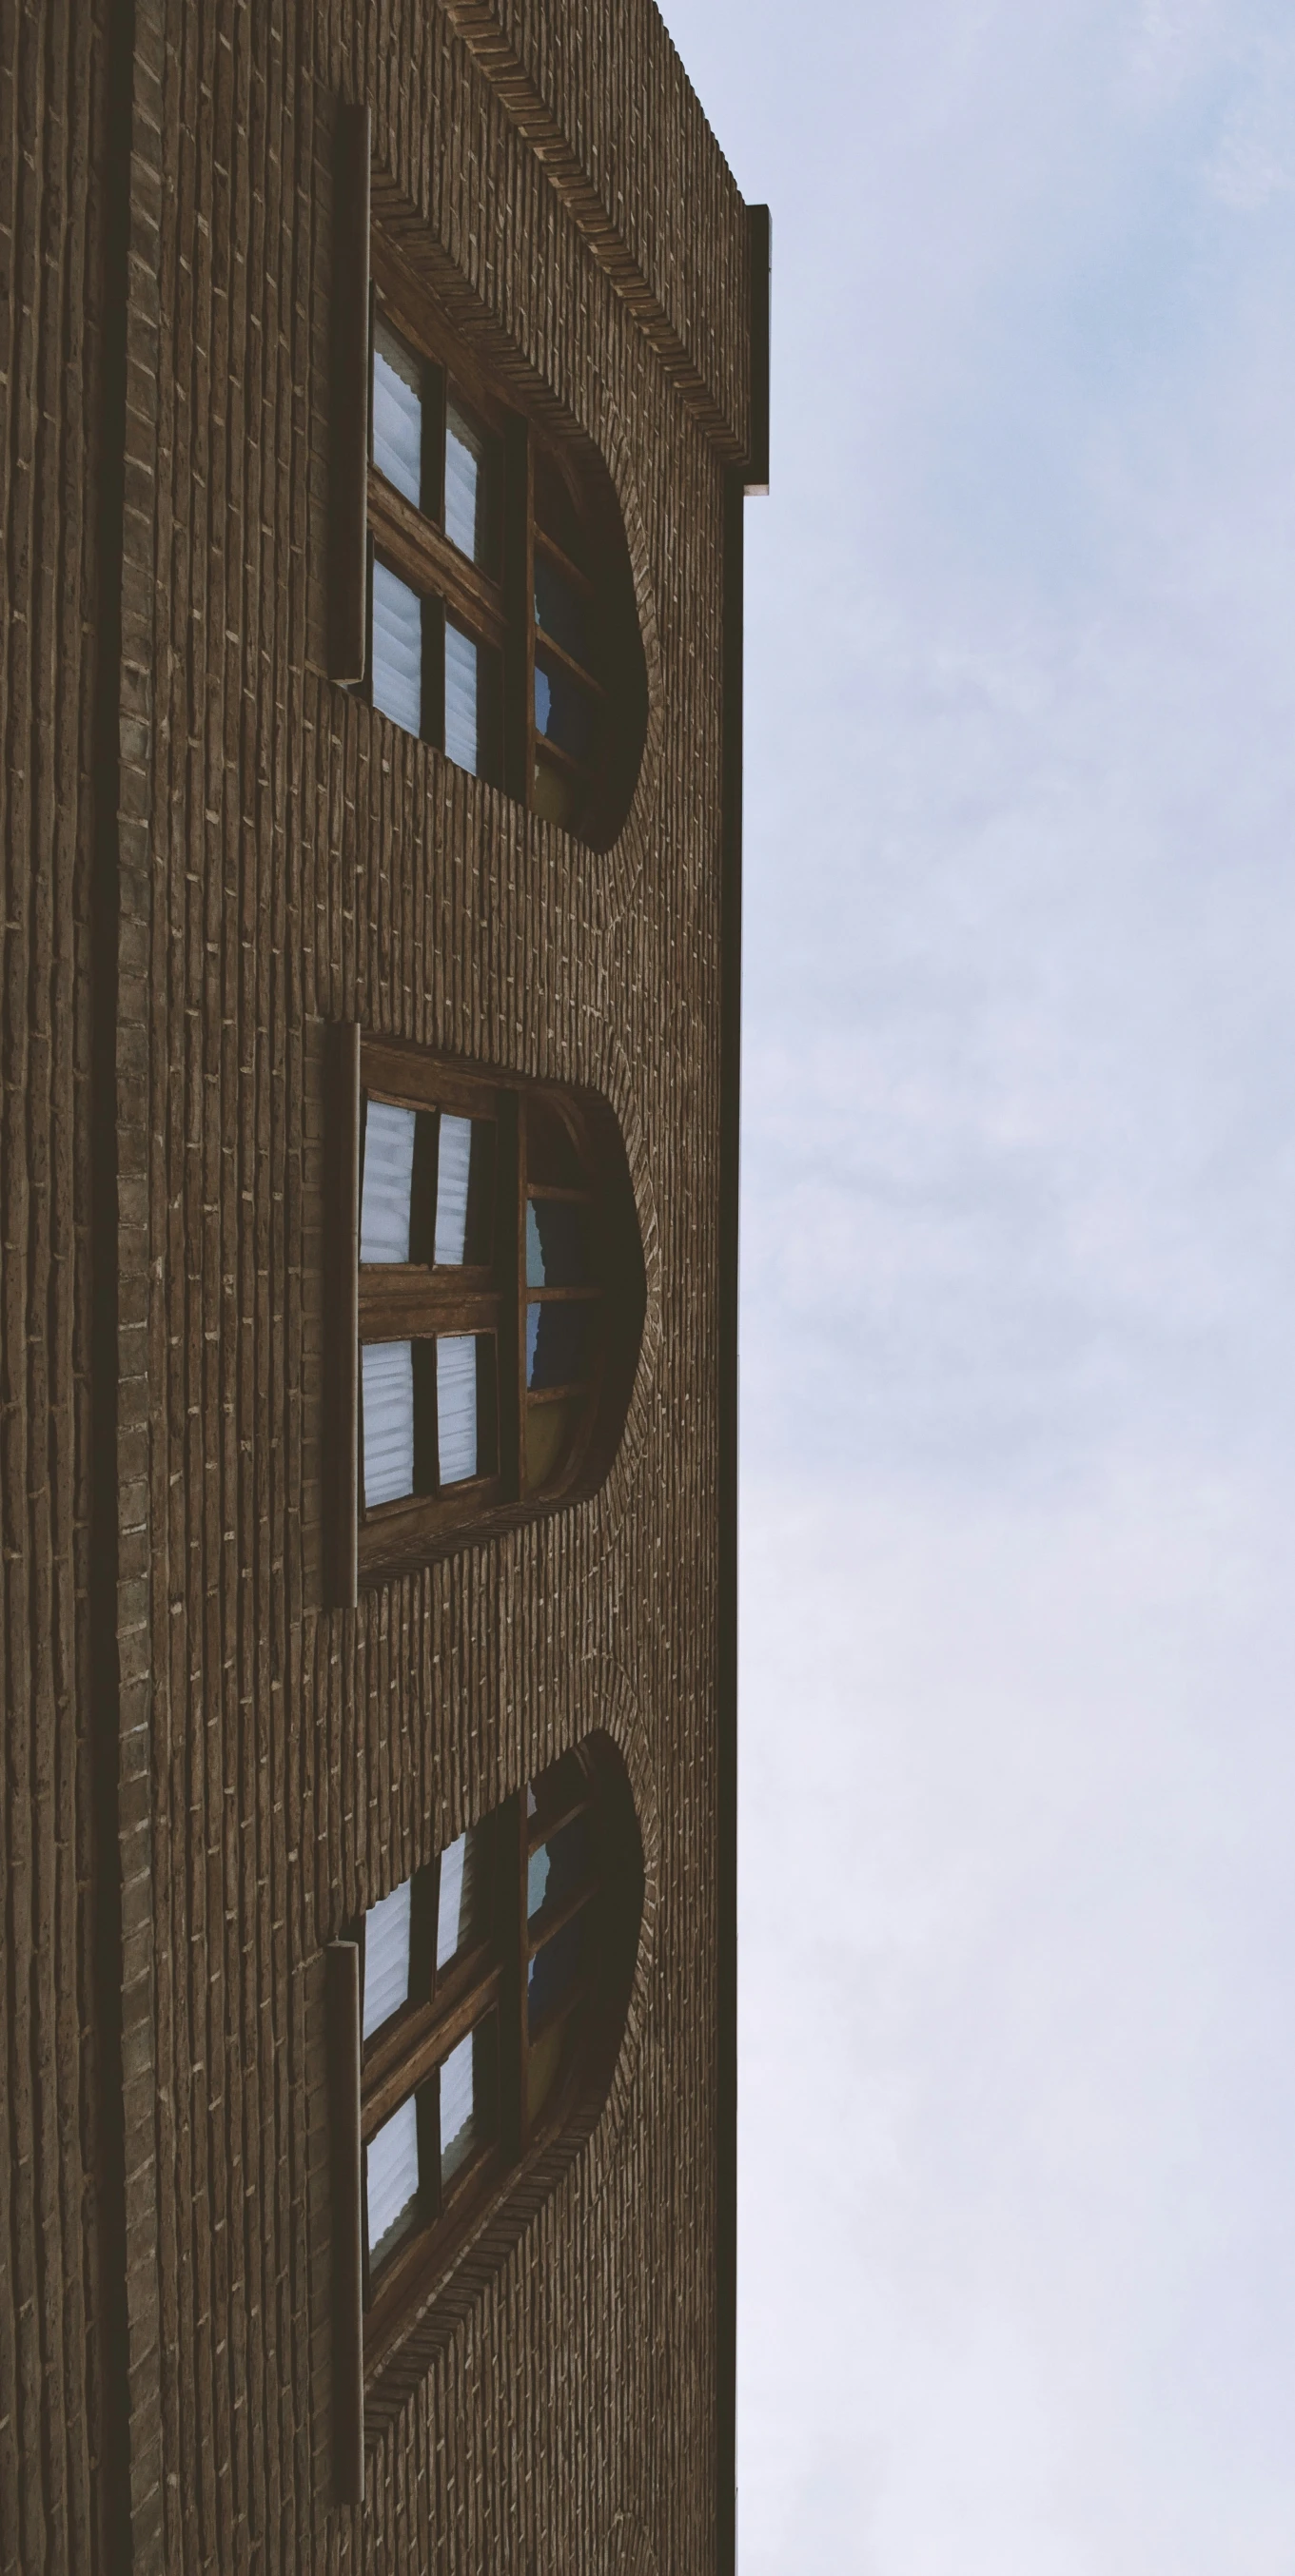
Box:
left=739, top=1468, right=1295, bottom=2575
left=658, top=0, right=1295, bottom=2564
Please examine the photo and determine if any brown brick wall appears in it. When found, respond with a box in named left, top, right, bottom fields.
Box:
left=435, top=0, right=753, bottom=458
left=0, top=0, right=749, bottom=2566
left=0, top=6, right=111, bottom=2570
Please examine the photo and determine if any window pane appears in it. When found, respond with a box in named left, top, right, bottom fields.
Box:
left=525, top=1198, right=590, bottom=1288
left=527, top=2020, right=565, bottom=2127
left=527, top=1813, right=592, bottom=1923
left=527, top=1913, right=584, bottom=2035
left=534, top=653, right=596, bottom=764
left=526, top=1843, right=550, bottom=1920
left=372, top=322, right=422, bottom=506
left=444, top=398, right=491, bottom=563
left=534, top=555, right=591, bottom=667
left=436, top=1335, right=479, bottom=1484
left=532, top=750, right=577, bottom=829
left=533, top=451, right=586, bottom=569
left=361, top=1101, right=416, bottom=1264
left=443, top=621, right=480, bottom=774
left=366, top=2095, right=421, bottom=2264
left=372, top=561, right=423, bottom=736
left=436, top=1825, right=485, bottom=1969
left=439, top=2031, right=477, bottom=2186
left=434, top=1115, right=473, bottom=1265
left=525, top=1395, right=577, bottom=1491
left=526, top=1300, right=591, bottom=1392
left=362, top=1339, right=415, bottom=1506
left=363, top=1877, right=413, bottom=2039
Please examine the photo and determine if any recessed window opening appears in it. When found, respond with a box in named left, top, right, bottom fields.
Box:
left=355, top=226, right=646, bottom=847
left=337, top=1030, right=645, bottom=1587
left=344, top=1737, right=642, bottom=2376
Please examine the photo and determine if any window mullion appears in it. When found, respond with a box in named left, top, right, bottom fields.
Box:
left=422, top=353, right=445, bottom=524
left=502, top=412, right=533, bottom=807
left=412, top=1856, right=438, bottom=2008
left=357, top=1276, right=501, bottom=1336
left=369, top=469, right=506, bottom=646
left=418, top=2071, right=442, bottom=2230
left=422, top=592, right=445, bottom=752
left=361, top=1961, right=504, bottom=2140
left=513, top=1791, right=531, bottom=2158
left=513, top=1094, right=530, bottom=1500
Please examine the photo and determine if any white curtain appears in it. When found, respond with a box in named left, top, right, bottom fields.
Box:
left=444, top=400, right=485, bottom=561
left=434, top=1115, right=473, bottom=1266
left=371, top=344, right=422, bottom=505
left=363, top=1340, right=415, bottom=1506
left=443, top=622, right=479, bottom=774
left=371, top=560, right=422, bottom=738
left=361, top=1101, right=416, bottom=1263
left=436, top=1336, right=478, bottom=1484
left=439, top=2031, right=476, bottom=2184
left=363, top=1876, right=412, bottom=2040
left=366, top=2095, right=420, bottom=2260
left=436, top=1828, right=482, bottom=1967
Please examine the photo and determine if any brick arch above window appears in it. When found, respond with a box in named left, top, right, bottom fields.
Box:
left=326, top=1729, right=644, bottom=2494
left=327, top=1025, right=647, bottom=1604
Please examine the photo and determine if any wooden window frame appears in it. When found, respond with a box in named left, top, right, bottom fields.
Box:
left=363, top=222, right=620, bottom=837
left=329, top=1025, right=622, bottom=1602
left=334, top=1742, right=634, bottom=2400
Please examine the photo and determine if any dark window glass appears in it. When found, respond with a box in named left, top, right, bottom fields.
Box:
left=525, top=1198, right=591, bottom=1288
left=527, top=1912, right=585, bottom=2035
left=527, top=1812, right=593, bottom=1922
left=525, top=1101, right=583, bottom=1189
left=533, top=451, right=587, bottom=570
left=535, top=555, right=592, bottom=667
left=535, top=653, right=596, bottom=764
left=526, top=1299, right=592, bottom=1392
left=524, top=1395, right=578, bottom=1489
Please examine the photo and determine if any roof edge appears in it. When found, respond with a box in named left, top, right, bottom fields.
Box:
left=440, top=0, right=762, bottom=461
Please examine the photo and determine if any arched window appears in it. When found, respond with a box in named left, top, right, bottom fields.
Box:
left=326, top=1736, right=642, bottom=2483
left=328, top=1026, right=644, bottom=1600
left=360, top=214, right=647, bottom=849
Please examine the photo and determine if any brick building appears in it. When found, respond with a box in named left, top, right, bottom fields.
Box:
left=0, top=1, right=767, bottom=2568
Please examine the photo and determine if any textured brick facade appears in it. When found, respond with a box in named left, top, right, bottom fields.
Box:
left=0, top=2, right=756, bottom=2567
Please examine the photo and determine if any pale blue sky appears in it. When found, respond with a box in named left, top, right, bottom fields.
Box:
left=656, top=4, right=1295, bottom=2568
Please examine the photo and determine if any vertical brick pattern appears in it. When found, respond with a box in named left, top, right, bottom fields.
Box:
left=0, top=5, right=109, bottom=2571
left=109, top=2, right=747, bottom=2569
left=113, top=3, right=171, bottom=2566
